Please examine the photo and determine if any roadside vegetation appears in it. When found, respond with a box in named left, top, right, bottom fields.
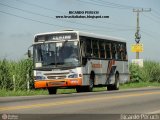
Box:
left=0, top=59, right=33, bottom=90
left=0, top=59, right=160, bottom=96
left=129, top=60, right=160, bottom=83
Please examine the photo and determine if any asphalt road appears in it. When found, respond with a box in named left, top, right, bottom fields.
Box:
left=0, top=87, right=160, bottom=120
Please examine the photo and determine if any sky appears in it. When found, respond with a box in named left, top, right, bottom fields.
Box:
left=0, top=0, right=160, bottom=61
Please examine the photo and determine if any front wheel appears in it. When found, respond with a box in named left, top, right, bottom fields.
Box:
left=85, top=78, right=94, bottom=92
left=48, top=87, right=57, bottom=94
left=76, top=86, right=85, bottom=93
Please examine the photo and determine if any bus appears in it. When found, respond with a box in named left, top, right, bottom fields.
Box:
left=28, top=30, right=130, bottom=94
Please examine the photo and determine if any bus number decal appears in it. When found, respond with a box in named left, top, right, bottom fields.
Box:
left=92, top=64, right=102, bottom=68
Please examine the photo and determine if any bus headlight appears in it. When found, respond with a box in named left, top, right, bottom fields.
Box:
left=68, top=74, right=78, bottom=78
left=35, top=76, right=46, bottom=80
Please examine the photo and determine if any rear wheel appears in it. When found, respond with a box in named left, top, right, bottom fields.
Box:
left=113, top=74, right=119, bottom=90
left=107, top=74, right=119, bottom=91
left=48, top=87, right=57, bottom=94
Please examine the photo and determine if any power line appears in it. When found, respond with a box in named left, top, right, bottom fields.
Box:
left=0, top=2, right=98, bottom=28
left=0, top=9, right=135, bottom=33
left=0, top=10, right=96, bottom=32
left=76, top=0, right=130, bottom=10
left=150, top=12, right=160, bottom=20
left=77, top=0, right=144, bottom=10
left=0, top=2, right=57, bottom=19
left=152, top=9, right=160, bottom=17
left=4, top=0, right=156, bottom=38
left=0, top=2, right=135, bottom=31
left=146, top=9, right=160, bottom=20
left=15, top=0, right=64, bottom=14
left=0, top=2, right=109, bottom=30
left=91, top=19, right=135, bottom=28
left=11, top=0, right=136, bottom=29
left=89, top=0, right=134, bottom=9
left=0, top=10, right=65, bottom=28
left=90, top=0, right=130, bottom=9
left=141, top=30, right=159, bottom=40
left=101, top=0, right=138, bottom=9
left=142, top=13, right=160, bottom=24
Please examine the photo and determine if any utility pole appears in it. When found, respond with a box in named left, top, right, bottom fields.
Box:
left=133, top=8, right=151, bottom=59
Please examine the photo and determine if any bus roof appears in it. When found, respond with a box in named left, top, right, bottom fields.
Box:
left=34, top=30, right=126, bottom=43
left=78, top=31, right=125, bottom=42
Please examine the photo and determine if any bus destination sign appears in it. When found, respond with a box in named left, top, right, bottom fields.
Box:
left=35, top=33, right=77, bottom=42
left=52, top=33, right=77, bottom=41
left=52, top=35, right=71, bottom=40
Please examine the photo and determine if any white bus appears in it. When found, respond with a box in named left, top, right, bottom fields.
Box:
left=29, top=30, right=130, bottom=94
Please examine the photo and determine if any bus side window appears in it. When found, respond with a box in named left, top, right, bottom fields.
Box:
left=80, top=39, right=85, bottom=57
left=85, top=38, right=92, bottom=57
left=121, top=43, right=127, bottom=60
left=80, top=37, right=92, bottom=58
left=99, top=41, right=105, bottom=59
left=111, top=43, right=117, bottom=59
left=105, top=43, right=111, bottom=59
left=92, top=39, right=99, bottom=58
left=120, top=44, right=124, bottom=60
left=117, top=43, right=122, bottom=60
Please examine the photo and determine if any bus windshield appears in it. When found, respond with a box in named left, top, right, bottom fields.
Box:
left=33, top=41, right=80, bottom=68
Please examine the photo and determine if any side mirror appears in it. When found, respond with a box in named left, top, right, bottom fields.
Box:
left=28, top=50, right=32, bottom=58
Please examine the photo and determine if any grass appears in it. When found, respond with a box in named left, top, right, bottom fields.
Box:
left=93, top=82, right=160, bottom=92
left=0, top=82, right=160, bottom=97
left=0, top=89, right=48, bottom=97
left=120, top=82, right=160, bottom=89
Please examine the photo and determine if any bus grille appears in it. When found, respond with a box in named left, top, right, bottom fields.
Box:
left=44, top=72, right=69, bottom=80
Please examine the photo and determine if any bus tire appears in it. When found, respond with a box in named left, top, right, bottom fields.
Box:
left=76, top=87, right=84, bottom=93
left=84, top=71, right=95, bottom=92
left=107, top=85, right=113, bottom=91
left=113, top=73, right=120, bottom=90
left=48, top=87, right=57, bottom=94
left=107, top=73, right=119, bottom=91
left=85, top=78, right=94, bottom=92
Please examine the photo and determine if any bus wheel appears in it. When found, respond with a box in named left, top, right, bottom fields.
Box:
left=48, top=87, right=57, bottom=94
left=107, top=74, right=119, bottom=91
left=114, top=74, right=119, bottom=90
left=85, top=78, right=94, bottom=92
left=107, top=85, right=113, bottom=91
left=76, top=87, right=84, bottom=93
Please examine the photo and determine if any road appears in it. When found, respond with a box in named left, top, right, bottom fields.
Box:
left=0, top=87, right=160, bottom=120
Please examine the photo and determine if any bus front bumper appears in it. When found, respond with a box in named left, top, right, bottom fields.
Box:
left=34, top=78, right=82, bottom=88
